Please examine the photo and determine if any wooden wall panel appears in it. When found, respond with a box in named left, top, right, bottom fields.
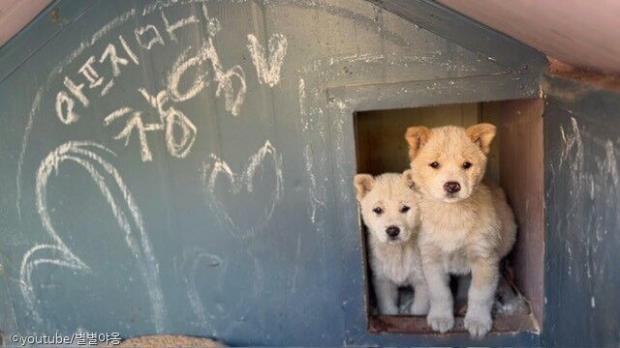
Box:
left=356, top=104, right=480, bottom=175
left=499, top=99, right=545, bottom=325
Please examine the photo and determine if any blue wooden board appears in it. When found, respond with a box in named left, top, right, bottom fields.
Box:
left=543, top=75, right=620, bottom=348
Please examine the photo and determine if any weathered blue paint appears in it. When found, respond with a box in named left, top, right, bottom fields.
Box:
left=543, top=75, right=620, bottom=348
left=0, top=0, right=550, bottom=346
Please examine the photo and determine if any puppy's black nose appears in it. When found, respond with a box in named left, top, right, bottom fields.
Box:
left=386, top=226, right=400, bottom=238
left=444, top=181, right=461, bottom=194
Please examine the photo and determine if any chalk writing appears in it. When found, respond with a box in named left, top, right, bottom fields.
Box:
left=201, top=4, right=221, bottom=37
left=160, top=9, right=199, bottom=42
left=17, top=1, right=218, bottom=218
left=50, top=3, right=290, bottom=161
left=46, top=2, right=294, bottom=163
left=168, top=47, right=208, bottom=102
left=166, top=36, right=247, bottom=116
left=135, top=24, right=165, bottom=50
left=56, top=35, right=140, bottom=124
left=104, top=87, right=197, bottom=162
left=247, top=33, right=288, bottom=87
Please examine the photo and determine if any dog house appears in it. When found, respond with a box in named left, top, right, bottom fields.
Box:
left=0, top=1, right=617, bottom=347
left=355, top=99, right=544, bottom=335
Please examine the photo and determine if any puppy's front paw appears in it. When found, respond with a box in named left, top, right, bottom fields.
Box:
left=464, top=311, right=492, bottom=338
left=427, top=312, right=454, bottom=333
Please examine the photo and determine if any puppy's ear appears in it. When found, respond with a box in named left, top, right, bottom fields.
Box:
left=405, top=126, right=431, bottom=160
left=466, top=123, right=496, bottom=155
left=354, top=174, right=374, bottom=201
left=402, top=169, right=416, bottom=190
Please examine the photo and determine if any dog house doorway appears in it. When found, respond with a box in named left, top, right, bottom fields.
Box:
left=354, top=99, right=544, bottom=335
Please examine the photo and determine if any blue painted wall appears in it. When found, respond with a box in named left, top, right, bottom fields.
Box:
left=543, top=75, right=620, bottom=348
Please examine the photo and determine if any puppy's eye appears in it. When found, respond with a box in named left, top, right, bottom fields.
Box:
left=372, top=207, right=383, bottom=215
left=400, top=206, right=410, bottom=213
left=463, top=161, right=472, bottom=169
left=429, top=161, right=440, bottom=169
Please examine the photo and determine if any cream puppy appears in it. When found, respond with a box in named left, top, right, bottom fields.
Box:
left=404, top=124, right=516, bottom=337
left=354, top=173, right=429, bottom=316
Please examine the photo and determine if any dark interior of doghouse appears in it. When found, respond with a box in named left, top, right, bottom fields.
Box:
left=354, top=99, right=544, bottom=335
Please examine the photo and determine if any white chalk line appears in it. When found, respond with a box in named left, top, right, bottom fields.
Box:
left=247, top=33, right=288, bottom=87
left=298, top=78, right=327, bottom=224
left=16, top=6, right=140, bottom=220
left=20, top=141, right=166, bottom=331
left=200, top=141, right=283, bottom=238
left=16, top=0, right=216, bottom=218
left=178, top=249, right=223, bottom=333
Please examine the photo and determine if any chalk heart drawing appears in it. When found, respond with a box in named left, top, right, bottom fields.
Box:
left=201, top=141, right=283, bottom=238
left=20, top=141, right=166, bottom=331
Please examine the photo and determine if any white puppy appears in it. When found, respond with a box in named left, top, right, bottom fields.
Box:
left=354, top=173, right=429, bottom=316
